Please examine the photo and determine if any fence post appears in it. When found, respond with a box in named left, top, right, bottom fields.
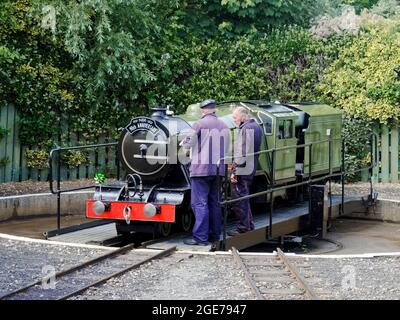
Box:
left=390, top=127, right=399, bottom=183
left=12, top=109, right=21, bottom=182
left=372, top=128, right=379, bottom=183
left=381, top=125, right=390, bottom=183
left=0, top=104, right=7, bottom=183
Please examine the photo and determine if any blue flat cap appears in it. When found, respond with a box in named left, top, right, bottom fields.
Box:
left=200, top=99, right=216, bottom=109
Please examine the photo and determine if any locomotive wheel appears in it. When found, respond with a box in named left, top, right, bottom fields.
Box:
left=155, top=222, right=172, bottom=238
left=179, top=210, right=194, bottom=232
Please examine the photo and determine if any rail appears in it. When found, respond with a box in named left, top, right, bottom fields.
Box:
left=48, top=142, right=119, bottom=233
left=217, top=133, right=378, bottom=250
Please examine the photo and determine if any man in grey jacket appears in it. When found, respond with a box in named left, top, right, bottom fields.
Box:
left=229, top=106, right=263, bottom=236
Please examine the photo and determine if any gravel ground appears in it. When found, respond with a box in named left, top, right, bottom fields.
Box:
left=0, top=179, right=95, bottom=197
left=1, top=237, right=400, bottom=300
left=0, top=238, right=107, bottom=296
left=290, top=256, right=400, bottom=300
left=72, top=253, right=254, bottom=300
left=71, top=252, right=400, bottom=300
left=331, top=182, right=400, bottom=200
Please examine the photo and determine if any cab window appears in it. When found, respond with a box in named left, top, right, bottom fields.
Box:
left=257, top=112, right=273, bottom=135
left=277, top=120, right=293, bottom=139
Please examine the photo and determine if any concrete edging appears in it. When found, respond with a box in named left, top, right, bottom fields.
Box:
left=0, top=191, right=94, bottom=222
left=331, top=198, right=400, bottom=223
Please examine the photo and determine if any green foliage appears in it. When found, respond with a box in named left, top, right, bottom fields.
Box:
left=341, top=0, right=380, bottom=13
left=320, top=20, right=400, bottom=124
left=341, top=114, right=374, bottom=181
left=1, top=0, right=399, bottom=184
left=210, top=0, right=316, bottom=34
left=0, top=0, right=74, bottom=146
left=61, top=150, right=89, bottom=168
left=158, top=27, right=349, bottom=111
left=25, top=149, right=49, bottom=169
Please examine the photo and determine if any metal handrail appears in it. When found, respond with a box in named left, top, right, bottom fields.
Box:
left=48, top=141, right=118, bottom=233
left=217, top=133, right=378, bottom=249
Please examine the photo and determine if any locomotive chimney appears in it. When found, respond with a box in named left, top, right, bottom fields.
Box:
left=151, top=106, right=168, bottom=118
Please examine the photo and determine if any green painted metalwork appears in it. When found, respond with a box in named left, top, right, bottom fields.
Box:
left=292, top=104, right=342, bottom=175
left=390, top=127, right=399, bottom=183
left=381, top=126, right=390, bottom=183
left=180, top=100, right=342, bottom=184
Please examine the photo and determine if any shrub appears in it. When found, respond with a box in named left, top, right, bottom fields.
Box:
left=25, top=149, right=49, bottom=169
left=319, top=20, right=400, bottom=124
left=61, top=150, right=90, bottom=168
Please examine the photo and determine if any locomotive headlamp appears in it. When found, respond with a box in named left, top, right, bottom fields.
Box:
left=143, top=203, right=161, bottom=218
left=93, top=201, right=106, bottom=215
left=92, top=201, right=110, bottom=215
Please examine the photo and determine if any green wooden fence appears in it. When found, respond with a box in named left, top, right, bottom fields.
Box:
left=377, top=125, right=399, bottom=183
left=360, top=125, right=399, bottom=183
left=0, top=104, right=121, bottom=183
left=1, top=103, right=399, bottom=184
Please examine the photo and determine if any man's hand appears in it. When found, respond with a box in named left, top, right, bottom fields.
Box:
left=230, top=173, right=237, bottom=184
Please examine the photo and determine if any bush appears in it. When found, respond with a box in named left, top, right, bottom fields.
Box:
left=319, top=19, right=400, bottom=124
left=341, top=114, right=375, bottom=181
left=159, top=26, right=345, bottom=111
left=61, top=150, right=90, bottom=168
left=25, top=149, right=49, bottom=169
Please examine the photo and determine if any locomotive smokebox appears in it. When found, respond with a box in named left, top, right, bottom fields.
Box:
left=117, top=107, right=192, bottom=182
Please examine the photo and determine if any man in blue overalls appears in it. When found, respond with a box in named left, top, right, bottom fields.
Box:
left=182, top=99, right=229, bottom=246
left=229, top=106, right=262, bottom=236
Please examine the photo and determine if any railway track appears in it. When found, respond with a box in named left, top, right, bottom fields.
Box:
left=0, top=245, right=176, bottom=300
left=232, top=247, right=318, bottom=300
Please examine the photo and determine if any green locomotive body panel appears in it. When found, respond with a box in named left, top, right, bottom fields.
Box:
left=180, top=100, right=342, bottom=185
left=291, top=103, right=342, bottom=175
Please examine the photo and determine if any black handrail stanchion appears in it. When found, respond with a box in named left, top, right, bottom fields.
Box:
left=223, top=164, right=228, bottom=250
left=216, top=163, right=222, bottom=249
left=116, top=148, right=120, bottom=180
left=369, top=134, right=374, bottom=201
left=328, top=133, right=332, bottom=224
left=268, top=149, right=275, bottom=239
left=56, top=149, right=61, bottom=232
left=341, top=138, right=345, bottom=215
left=308, top=143, right=312, bottom=226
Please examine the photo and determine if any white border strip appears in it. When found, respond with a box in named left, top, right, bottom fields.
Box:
left=377, top=198, right=400, bottom=203
left=176, top=249, right=400, bottom=259
left=2, top=233, right=400, bottom=259
left=236, top=251, right=400, bottom=259
left=0, top=233, right=116, bottom=251
left=285, top=252, right=400, bottom=259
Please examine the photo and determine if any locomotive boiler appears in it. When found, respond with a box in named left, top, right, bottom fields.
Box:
left=86, top=101, right=342, bottom=238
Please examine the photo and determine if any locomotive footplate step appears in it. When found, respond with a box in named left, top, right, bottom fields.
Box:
left=146, top=195, right=359, bottom=252
left=48, top=223, right=118, bottom=245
